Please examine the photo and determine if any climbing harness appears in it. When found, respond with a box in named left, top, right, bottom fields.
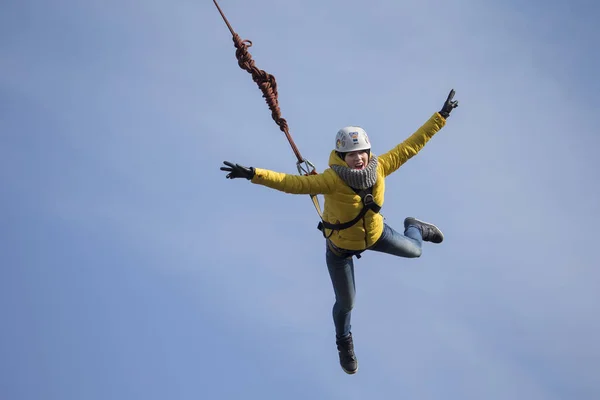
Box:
left=317, top=187, right=381, bottom=238
left=213, top=0, right=322, bottom=218
left=321, top=186, right=382, bottom=260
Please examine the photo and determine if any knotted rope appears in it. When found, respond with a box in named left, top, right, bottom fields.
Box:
left=213, top=0, right=303, bottom=163
left=213, top=0, right=323, bottom=218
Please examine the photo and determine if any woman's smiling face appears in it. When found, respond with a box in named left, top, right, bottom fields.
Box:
left=344, top=150, right=369, bottom=170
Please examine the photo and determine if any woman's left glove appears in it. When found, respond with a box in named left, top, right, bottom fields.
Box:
left=221, top=161, right=256, bottom=180
left=439, top=89, right=459, bottom=119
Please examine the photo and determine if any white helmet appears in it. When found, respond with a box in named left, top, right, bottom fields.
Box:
left=335, top=126, right=371, bottom=153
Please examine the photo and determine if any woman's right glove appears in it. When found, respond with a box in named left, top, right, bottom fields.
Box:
left=220, top=161, right=256, bottom=180
left=439, top=89, right=459, bottom=119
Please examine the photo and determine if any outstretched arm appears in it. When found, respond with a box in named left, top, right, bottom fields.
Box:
left=378, top=90, right=459, bottom=177
left=252, top=168, right=336, bottom=195
left=220, top=161, right=335, bottom=195
left=378, top=112, right=446, bottom=176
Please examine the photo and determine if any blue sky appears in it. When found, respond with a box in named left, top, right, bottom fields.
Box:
left=1, top=0, right=599, bottom=399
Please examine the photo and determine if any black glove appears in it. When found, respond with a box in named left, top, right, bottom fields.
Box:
left=439, top=89, right=459, bottom=119
left=220, top=161, right=255, bottom=180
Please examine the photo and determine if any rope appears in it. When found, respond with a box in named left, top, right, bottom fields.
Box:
left=213, top=0, right=304, bottom=163
left=213, top=0, right=323, bottom=219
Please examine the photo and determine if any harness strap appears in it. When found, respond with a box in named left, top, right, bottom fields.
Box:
left=326, top=239, right=365, bottom=259
left=317, top=187, right=381, bottom=238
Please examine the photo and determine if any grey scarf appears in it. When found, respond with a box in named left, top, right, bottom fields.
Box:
left=331, top=155, right=379, bottom=190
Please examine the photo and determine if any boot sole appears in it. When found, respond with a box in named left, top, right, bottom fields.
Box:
left=342, top=365, right=358, bottom=374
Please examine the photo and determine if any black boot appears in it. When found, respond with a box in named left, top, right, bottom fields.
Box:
left=336, top=333, right=358, bottom=374
left=404, top=217, right=444, bottom=243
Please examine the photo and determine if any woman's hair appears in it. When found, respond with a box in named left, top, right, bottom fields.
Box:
left=336, top=149, right=371, bottom=160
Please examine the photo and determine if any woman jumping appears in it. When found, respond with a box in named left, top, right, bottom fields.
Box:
left=220, top=89, right=459, bottom=374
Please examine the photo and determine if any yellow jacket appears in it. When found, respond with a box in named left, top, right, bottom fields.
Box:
left=250, top=112, right=447, bottom=251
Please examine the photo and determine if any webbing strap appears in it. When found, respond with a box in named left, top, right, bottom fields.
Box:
left=317, top=188, right=381, bottom=237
